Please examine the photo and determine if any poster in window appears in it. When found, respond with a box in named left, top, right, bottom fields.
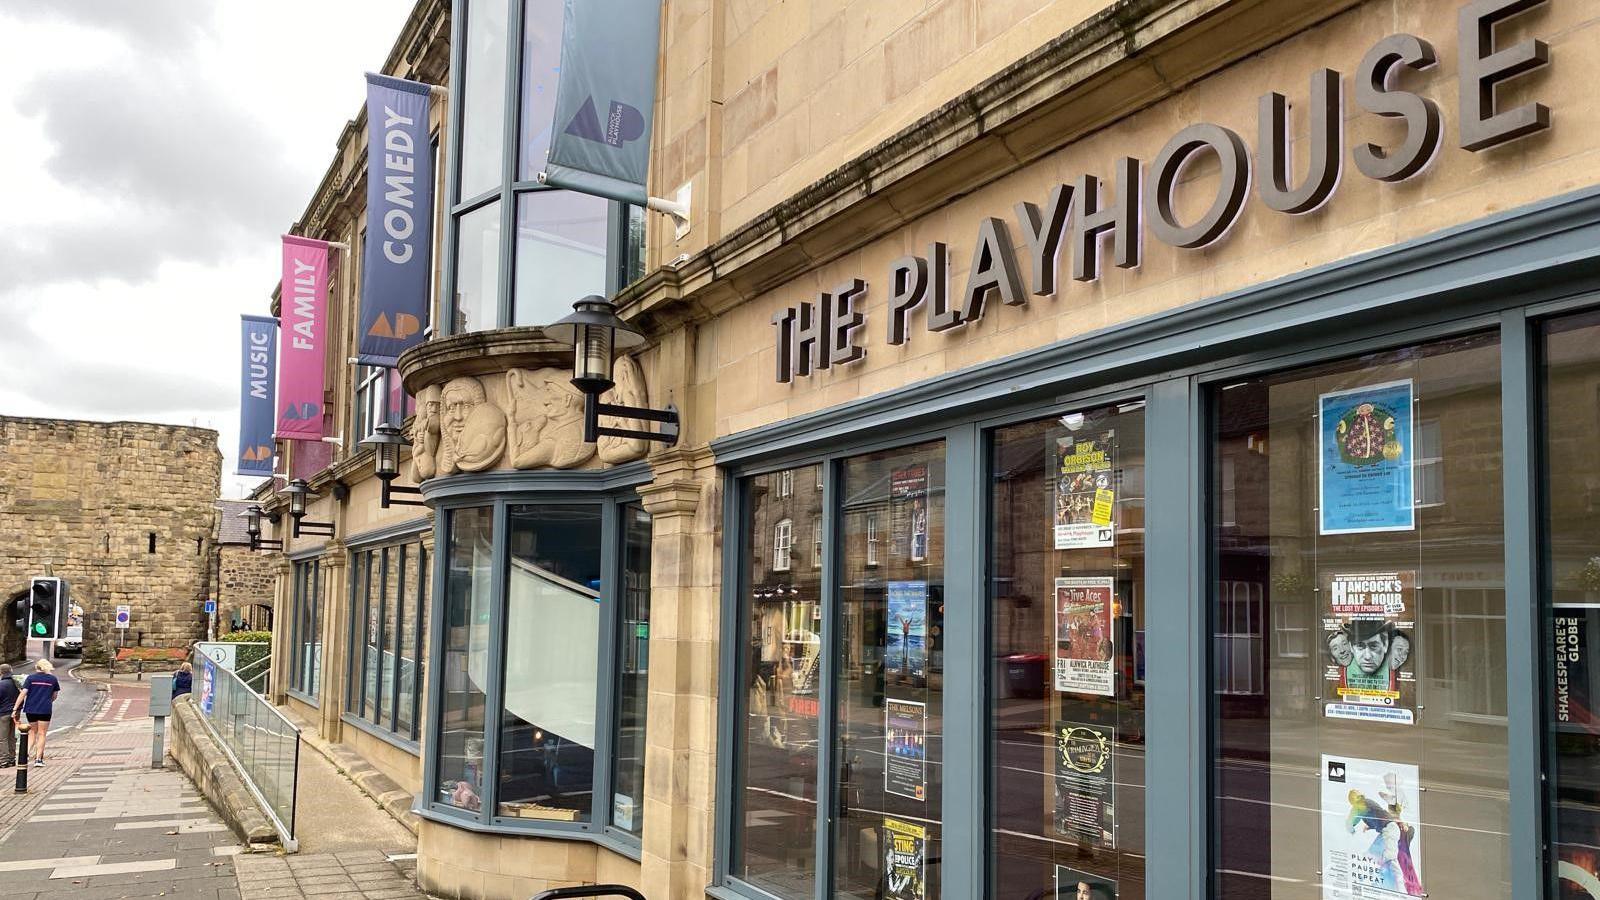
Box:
left=1319, top=380, right=1415, bottom=535
left=1052, top=720, right=1115, bottom=849
left=1553, top=604, right=1600, bottom=734
left=884, top=698, right=927, bottom=801
left=883, top=817, right=926, bottom=900
left=1055, top=577, right=1116, bottom=697
left=1055, top=866, right=1117, bottom=899
left=886, top=580, right=928, bottom=682
left=1323, top=572, right=1417, bottom=726
left=891, top=465, right=929, bottom=560
left=1053, top=430, right=1116, bottom=550
left=1320, top=755, right=1425, bottom=899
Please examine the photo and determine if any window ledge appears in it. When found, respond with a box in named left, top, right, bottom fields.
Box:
left=339, top=712, right=421, bottom=756
left=285, top=688, right=321, bottom=709
left=411, top=803, right=643, bottom=862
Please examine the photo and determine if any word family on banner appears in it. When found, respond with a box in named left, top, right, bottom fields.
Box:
left=278, top=236, right=330, bottom=439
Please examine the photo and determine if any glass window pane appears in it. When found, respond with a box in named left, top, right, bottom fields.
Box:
left=397, top=543, right=423, bottom=738
left=497, top=504, right=603, bottom=821
left=436, top=507, right=494, bottom=812
left=363, top=552, right=380, bottom=720
left=517, top=0, right=562, bottom=181
left=458, top=0, right=508, bottom=201
left=453, top=201, right=502, bottom=333
left=734, top=465, right=824, bottom=899
left=512, top=191, right=610, bottom=327
left=991, top=403, right=1147, bottom=899
left=836, top=443, right=945, bottom=900
left=379, top=546, right=401, bottom=730
left=1210, top=333, right=1508, bottom=898
left=1542, top=309, right=1600, bottom=890
left=612, top=503, right=652, bottom=837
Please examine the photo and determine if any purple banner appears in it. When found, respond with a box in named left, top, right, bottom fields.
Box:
left=359, top=73, right=435, bottom=366
left=277, top=236, right=330, bottom=439
left=237, top=315, right=277, bottom=477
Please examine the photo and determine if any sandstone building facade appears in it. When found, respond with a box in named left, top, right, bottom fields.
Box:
left=0, top=416, right=222, bottom=662
left=251, top=0, right=1600, bottom=897
left=214, top=499, right=276, bottom=633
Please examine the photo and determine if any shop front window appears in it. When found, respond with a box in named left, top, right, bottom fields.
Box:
left=428, top=491, right=650, bottom=838
left=990, top=403, right=1146, bottom=899
left=457, top=0, right=507, bottom=202
left=436, top=507, right=493, bottom=812
left=349, top=537, right=430, bottom=742
left=733, top=465, right=824, bottom=898
left=498, top=504, right=603, bottom=822
left=290, top=558, right=322, bottom=697
left=835, top=442, right=945, bottom=899
left=1542, top=309, right=1600, bottom=894
left=1210, top=333, right=1509, bottom=898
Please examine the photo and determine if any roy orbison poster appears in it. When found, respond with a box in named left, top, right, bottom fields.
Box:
left=1323, top=571, right=1417, bottom=725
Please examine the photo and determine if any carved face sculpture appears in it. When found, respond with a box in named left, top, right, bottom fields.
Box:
left=439, top=377, right=507, bottom=473
left=442, top=379, right=482, bottom=450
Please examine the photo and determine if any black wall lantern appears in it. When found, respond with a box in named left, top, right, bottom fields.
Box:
left=242, top=505, right=283, bottom=552
left=362, top=423, right=426, bottom=509
left=546, top=296, right=680, bottom=446
left=283, top=478, right=336, bottom=539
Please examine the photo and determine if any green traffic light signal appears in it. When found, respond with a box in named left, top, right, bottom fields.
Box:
left=32, top=622, right=45, bottom=636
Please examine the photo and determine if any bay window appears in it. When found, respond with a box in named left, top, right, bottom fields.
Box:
left=425, top=478, right=652, bottom=844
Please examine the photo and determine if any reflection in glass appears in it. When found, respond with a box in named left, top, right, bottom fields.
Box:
left=398, top=545, right=427, bottom=739
left=734, top=466, right=823, bottom=899
left=497, top=505, right=603, bottom=821
left=459, top=0, right=508, bottom=201
left=1542, top=310, right=1600, bottom=893
left=436, top=507, right=494, bottom=812
left=350, top=542, right=427, bottom=740
left=512, top=191, right=610, bottom=327
left=991, top=405, right=1146, bottom=898
left=1210, top=334, right=1508, bottom=898
left=518, top=0, right=562, bottom=181
left=453, top=201, right=501, bottom=333
left=292, top=559, right=322, bottom=696
left=613, top=504, right=652, bottom=836
left=836, top=443, right=945, bottom=900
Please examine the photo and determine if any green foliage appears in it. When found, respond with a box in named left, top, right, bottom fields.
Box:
left=221, top=630, right=272, bottom=644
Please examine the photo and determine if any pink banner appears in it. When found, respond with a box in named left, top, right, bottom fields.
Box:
left=277, top=235, right=331, bottom=439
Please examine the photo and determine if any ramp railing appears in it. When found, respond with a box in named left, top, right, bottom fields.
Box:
left=191, top=651, right=300, bottom=848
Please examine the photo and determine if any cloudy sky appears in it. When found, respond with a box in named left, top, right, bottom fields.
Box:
left=0, top=1, right=418, bottom=498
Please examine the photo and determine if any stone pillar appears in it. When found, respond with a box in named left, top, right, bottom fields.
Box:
left=268, top=556, right=293, bottom=706
left=317, top=541, right=348, bottom=742
left=636, top=445, right=720, bottom=900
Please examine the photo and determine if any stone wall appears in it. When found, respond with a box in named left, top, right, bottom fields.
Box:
left=216, top=546, right=276, bottom=633
left=0, top=417, right=222, bottom=660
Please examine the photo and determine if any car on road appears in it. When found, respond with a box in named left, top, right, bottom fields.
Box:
left=55, top=604, right=84, bottom=657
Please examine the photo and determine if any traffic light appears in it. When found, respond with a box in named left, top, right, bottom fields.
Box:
left=7, top=596, right=24, bottom=632
left=27, top=578, right=62, bottom=640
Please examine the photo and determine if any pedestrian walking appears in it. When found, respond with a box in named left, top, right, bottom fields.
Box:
left=0, top=664, right=18, bottom=768
left=172, top=662, right=193, bottom=699
left=13, top=659, right=60, bottom=767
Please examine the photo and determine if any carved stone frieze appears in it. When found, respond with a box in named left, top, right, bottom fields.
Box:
left=439, top=376, right=506, bottom=475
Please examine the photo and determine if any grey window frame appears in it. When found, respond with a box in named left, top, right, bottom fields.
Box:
left=417, top=464, right=653, bottom=858
left=344, top=528, right=431, bottom=749
left=707, top=187, right=1600, bottom=900
left=440, top=0, right=639, bottom=335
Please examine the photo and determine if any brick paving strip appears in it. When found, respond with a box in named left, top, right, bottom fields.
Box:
left=0, top=683, right=433, bottom=900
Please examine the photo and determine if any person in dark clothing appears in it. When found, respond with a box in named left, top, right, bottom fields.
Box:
left=13, top=659, right=60, bottom=767
left=0, top=664, right=18, bottom=768
left=172, top=662, right=193, bottom=699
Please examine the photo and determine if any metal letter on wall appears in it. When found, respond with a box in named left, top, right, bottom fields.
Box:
left=1072, top=157, right=1143, bottom=282
left=827, top=279, right=868, bottom=367
left=1148, top=124, right=1252, bottom=249
left=1259, top=69, right=1344, bottom=215
left=1353, top=34, right=1443, bottom=183
left=1016, top=184, right=1074, bottom=298
left=1458, top=0, right=1550, bottom=152
left=888, top=255, right=929, bottom=346
left=956, top=217, right=1027, bottom=323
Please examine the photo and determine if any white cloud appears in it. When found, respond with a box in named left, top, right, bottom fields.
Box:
left=0, top=1, right=419, bottom=497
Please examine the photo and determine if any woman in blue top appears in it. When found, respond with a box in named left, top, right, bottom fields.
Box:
left=171, top=663, right=193, bottom=699
left=12, top=659, right=60, bottom=767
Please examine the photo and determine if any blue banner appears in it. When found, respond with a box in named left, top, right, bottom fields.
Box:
left=237, top=315, right=278, bottom=477
left=541, top=0, right=663, bottom=205
left=359, top=73, right=435, bottom=366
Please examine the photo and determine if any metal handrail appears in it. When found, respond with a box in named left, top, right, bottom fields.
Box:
left=190, top=651, right=301, bottom=849
left=530, top=887, right=646, bottom=900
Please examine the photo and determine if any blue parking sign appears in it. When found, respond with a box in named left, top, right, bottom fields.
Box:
left=203, top=600, right=216, bottom=614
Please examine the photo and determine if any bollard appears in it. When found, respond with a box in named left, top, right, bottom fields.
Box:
left=149, top=675, right=173, bottom=769
left=14, top=721, right=28, bottom=794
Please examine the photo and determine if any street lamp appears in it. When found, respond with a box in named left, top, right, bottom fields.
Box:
left=241, top=505, right=282, bottom=552
left=283, top=479, right=336, bottom=538
left=361, top=423, right=426, bottom=509
left=545, top=295, right=679, bottom=446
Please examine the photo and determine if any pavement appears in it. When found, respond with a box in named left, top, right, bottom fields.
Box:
left=0, top=679, right=434, bottom=899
